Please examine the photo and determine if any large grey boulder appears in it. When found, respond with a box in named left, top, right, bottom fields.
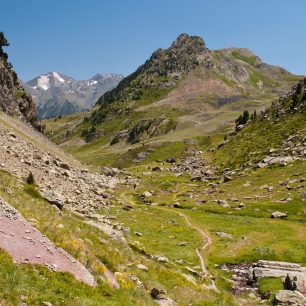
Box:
left=274, top=290, right=306, bottom=305
left=41, top=190, right=65, bottom=209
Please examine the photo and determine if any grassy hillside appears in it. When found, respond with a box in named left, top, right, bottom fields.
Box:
left=213, top=78, right=306, bottom=170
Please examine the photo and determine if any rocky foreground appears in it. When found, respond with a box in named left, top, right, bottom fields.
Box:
left=0, top=112, right=128, bottom=214
left=0, top=112, right=135, bottom=286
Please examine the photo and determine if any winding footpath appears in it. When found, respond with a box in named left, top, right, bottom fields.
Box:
left=178, top=212, right=218, bottom=292
left=118, top=190, right=218, bottom=291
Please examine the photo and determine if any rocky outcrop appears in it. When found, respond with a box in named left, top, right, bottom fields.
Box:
left=0, top=36, right=40, bottom=129
left=111, top=118, right=175, bottom=144
left=225, top=260, right=306, bottom=298
left=169, top=151, right=216, bottom=181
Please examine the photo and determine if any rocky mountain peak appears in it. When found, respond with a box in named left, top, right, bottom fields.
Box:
left=146, top=33, right=210, bottom=75
left=170, top=33, right=206, bottom=51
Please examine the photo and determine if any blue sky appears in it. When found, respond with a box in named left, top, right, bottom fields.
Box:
left=1, top=0, right=306, bottom=81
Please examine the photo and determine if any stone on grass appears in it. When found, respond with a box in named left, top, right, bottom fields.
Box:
left=136, top=264, right=149, bottom=271
left=274, top=290, right=306, bottom=305
left=271, top=211, right=288, bottom=219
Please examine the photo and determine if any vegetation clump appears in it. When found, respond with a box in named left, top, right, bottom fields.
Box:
left=81, top=126, right=97, bottom=143
left=26, top=172, right=35, bottom=185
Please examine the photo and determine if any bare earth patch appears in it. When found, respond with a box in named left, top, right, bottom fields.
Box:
left=0, top=197, right=95, bottom=286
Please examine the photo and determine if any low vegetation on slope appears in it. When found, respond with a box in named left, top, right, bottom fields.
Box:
left=213, top=78, right=306, bottom=169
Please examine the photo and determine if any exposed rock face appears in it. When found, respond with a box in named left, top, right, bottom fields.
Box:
left=251, top=261, right=306, bottom=286
left=111, top=118, right=175, bottom=145
left=0, top=41, right=40, bottom=129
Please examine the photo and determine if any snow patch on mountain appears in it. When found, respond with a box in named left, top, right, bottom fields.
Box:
left=53, top=72, right=65, bottom=83
left=37, top=75, right=50, bottom=90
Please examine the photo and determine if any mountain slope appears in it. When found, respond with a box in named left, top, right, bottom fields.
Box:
left=24, top=72, right=123, bottom=119
left=212, top=78, right=306, bottom=169
left=0, top=32, right=40, bottom=129
left=43, top=33, right=301, bottom=168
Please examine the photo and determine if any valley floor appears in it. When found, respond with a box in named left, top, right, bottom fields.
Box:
left=0, top=112, right=305, bottom=305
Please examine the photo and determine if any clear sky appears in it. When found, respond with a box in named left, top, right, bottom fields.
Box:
left=1, top=0, right=306, bottom=81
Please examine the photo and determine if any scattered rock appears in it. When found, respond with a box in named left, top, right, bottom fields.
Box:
left=215, top=199, right=229, bottom=207
left=141, top=191, right=152, bottom=198
left=216, top=232, right=233, bottom=239
left=166, top=157, right=176, bottom=164
left=271, top=211, right=288, bottom=219
left=223, top=175, right=232, bottom=183
left=136, top=264, right=149, bottom=271
left=155, top=255, right=169, bottom=263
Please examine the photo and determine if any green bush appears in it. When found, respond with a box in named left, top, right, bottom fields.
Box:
left=26, top=172, right=35, bottom=185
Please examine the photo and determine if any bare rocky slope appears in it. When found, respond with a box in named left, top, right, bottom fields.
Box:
left=0, top=34, right=40, bottom=129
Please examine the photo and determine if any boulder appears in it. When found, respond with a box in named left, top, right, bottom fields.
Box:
left=166, top=157, right=176, bottom=164
left=136, top=264, right=148, bottom=271
left=41, top=190, right=65, bottom=209
left=59, top=162, right=70, bottom=170
left=155, top=256, right=169, bottom=263
left=216, top=199, right=229, bottom=207
left=271, top=211, right=288, bottom=219
left=274, top=290, right=306, bottom=305
left=100, top=166, right=120, bottom=177
left=223, top=175, right=232, bottom=183
left=216, top=232, right=233, bottom=239
left=141, top=191, right=152, bottom=198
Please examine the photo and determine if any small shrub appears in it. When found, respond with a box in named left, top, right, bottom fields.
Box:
left=26, top=172, right=35, bottom=185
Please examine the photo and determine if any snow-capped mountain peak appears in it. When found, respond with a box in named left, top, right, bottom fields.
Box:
left=23, top=72, right=123, bottom=119
left=28, top=71, right=70, bottom=91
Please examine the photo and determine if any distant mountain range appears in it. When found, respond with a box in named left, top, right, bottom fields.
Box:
left=23, top=72, right=123, bottom=119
